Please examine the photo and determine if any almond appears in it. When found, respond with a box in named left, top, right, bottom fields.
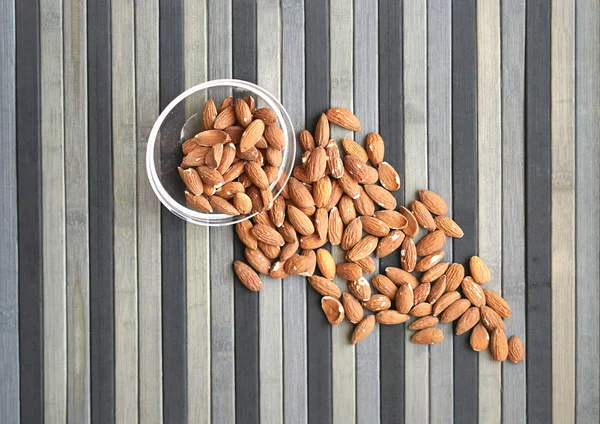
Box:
left=395, top=283, right=414, bottom=313
left=287, top=205, right=315, bottom=235
left=321, top=296, right=345, bottom=325
left=264, top=124, right=285, bottom=150
left=342, top=293, right=364, bottom=324
left=411, top=200, right=437, bottom=231
left=480, top=305, right=506, bottom=331
left=399, top=206, right=419, bottom=238
left=197, top=165, right=224, bottom=187
left=348, top=277, right=371, bottom=301
left=307, top=275, right=341, bottom=298
left=418, top=189, right=448, bottom=215
left=341, top=217, right=363, bottom=251
left=202, top=98, right=218, bottom=130
left=470, top=255, right=491, bottom=284
left=279, top=220, right=298, bottom=243
left=378, top=162, right=400, bottom=191
left=253, top=210, right=275, bottom=228
left=214, top=105, right=237, bottom=129
left=490, top=328, right=508, bottom=361
left=508, top=335, right=525, bottom=363
left=195, top=129, right=231, bottom=146
left=415, top=250, right=445, bottom=272
left=223, top=125, right=244, bottom=144
left=243, top=95, right=255, bottom=111
left=351, top=315, right=375, bottom=344
left=326, top=107, right=361, bottom=131
left=305, top=147, right=328, bottom=182
left=327, top=207, right=343, bottom=245
left=336, top=262, right=362, bottom=281
left=408, top=316, right=439, bottom=331
left=416, top=230, right=446, bottom=256
left=185, top=191, right=212, bottom=213
left=445, top=263, right=465, bottom=292
left=434, top=215, right=464, bottom=238
left=253, top=107, right=277, bottom=125
left=432, top=291, right=461, bottom=316
left=313, top=176, right=332, bottom=208
left=325, top=140, right=344, bottom=178
left=455, top=306, right=480, bottom=335
left=354, top=256, right=375, bottom=274
left=251, top=223, right=285, bottom=246
left=244, top=247, right=271, bottom=274
left=360, top=216, right=390, bottom=237
left=244, top=163, right=269, bottom=192
left=209, top=196, right=239, bottom=215
left=265, top=147, right=282, bottom=167
left=215, top=181, right=245, bottom=199
left=182, top=145, right=210, bottom=167
left=411, top=327, right=444, bottom=345
left=371, top=275, right=398, bottom=299
left=182, top=138, right=201, bottom=155
left=346, top=235, right=378, bottom=262
left=338, top=195, right=357, bottom=224
left=314, top=208, right=328, bottom=240
left=440, top=298, right=471, bottom=323
left=246, top=185, right=264, bottom=212
left=410, top=302, right=433, bottom=317
left=300, top=233, right=328, bottom=250
left=180, top=167, right=204, bottom=195
left=427, top=275, right=447, bottom=305
left=324, top=181, right=343, bottom=211
left=205, top=144, right=223, bottom=169
left=365, top=133, right=384, bottom=166
left=269, top=260, right=288, bottom=279
left=376, top=310, right=409, bottom=325
left=400, top=237, right=417, bottom=272
left=341, top=138, right=369, bottom=163
left=362, top=294, right=391, bottom=312
left=236, top=145, right=259, bottom=161
left=344, top=155, right=369, bottom=183
left=288, top=177, right=315, bottom=208
left=363, top=184, right=397, bottom=210
left=338, top=172, right=361, bottom=199
left=280, top=240, right=300, bottom=261
left=375, top=210, right=407, bottom=229
left=203, top=182, right=217, bottom=197
left=232, top=193, right=252, bottom=214
left=316, top=248, right=336, bottom=280
left=484, top=290, right=512, bottom=318
left=314, top=113, right=330, bottom=147
left=470, top=323, right=490, bottom=351
left=259, top=241, right=280, bottom=259
left=268, top=196, right=285, bottom=227
left=234, top=98, right=253, bottom=127
left=236, top=221, right=258, bottom=249
left=222, top=160, right=246, bottom=183
left=298, top=129, right=316, bottom=151
left=385, top=267, right=419, bottom=288
left=364, top=165, right=379, bottom=184
left=285, top=254, right=315, bottom=277
left=375, top=230, right=405, bottom=258
left=353, top=187, right=375, bottom=216
left=234, top=260, right=262, bottom=291
left=217, top=95, right=233, bottom=112
left=421, top=262, right=450, bottom=284
left=461, top=276, right=486, bottom=307
left=295, top=204, right=316, bottom=217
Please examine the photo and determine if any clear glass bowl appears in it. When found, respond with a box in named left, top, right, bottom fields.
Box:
left=146, top=79, right=296, bottom=226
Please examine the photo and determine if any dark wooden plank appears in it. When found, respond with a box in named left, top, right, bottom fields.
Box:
left=232, top=1, right=260, bottom=422
left=451, top=2, right=478, bottom=423
left=159, top=0, right=187, bottom=422
left=87, top=0, right=115, bottom=422
left=16, top=0, right=43, bottom=422
left=305, top=0, right=332, bottom=422
left=525, top=1, right=552, bottom=423
left=378, top=1, right=404, bottom=422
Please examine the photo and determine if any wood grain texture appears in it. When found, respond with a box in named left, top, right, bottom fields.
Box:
left=551, top=1, right=576, bottom=422
left=330, top=1, right=355, bottom=422
left=403, top=1, right=428, bottom=422
left=501, top=1, right=527, bottom=422
left=427, top=2, right=453, bottom=423
left=281, top=1, right=308, bottom=421
left=0, top=0, right=19, bottom=421
left=136, top=0, right=163, bottom=422
left=63, top=0, right=91, bottom=421
left=575, top=2, right=600, bottom=422
left=476, top=2, right=502, bottom=423
left=183, top=0, right=209, bottom=422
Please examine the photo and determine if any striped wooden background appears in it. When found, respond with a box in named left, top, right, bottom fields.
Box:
left=1, top=0, right=599, bottom=423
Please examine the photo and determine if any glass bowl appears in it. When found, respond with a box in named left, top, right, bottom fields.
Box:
left=146, top=79, right=296, bottom=226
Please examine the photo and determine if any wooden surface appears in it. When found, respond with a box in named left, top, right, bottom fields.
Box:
left=4, top=1, right=600, bottom=423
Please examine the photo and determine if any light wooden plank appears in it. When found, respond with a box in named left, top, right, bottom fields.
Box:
left=256, top=1, right=284, bottom=422
left=183, top=0, right=210, bottom=423
left=476, top=2, right=502, bottom=423
left=427, top=2, right=453, bottom=423
left=136, top=0, right=163, bottom=422
left=41, top=0, right=67, bottom=421
left=112, top=0, right=138, bottom=422
left=551, top=1, right=576, bottom=422
left=0, top=1, right=19, bottom=421
left=501, top=1, right=527, bottom=422
left=575, top=1, right=600, bottom=422
left=330, top=0, right=355, bottom=422
left=403, top=1, right=428, bottom=422
left=281, top=1, right=308, bottom=421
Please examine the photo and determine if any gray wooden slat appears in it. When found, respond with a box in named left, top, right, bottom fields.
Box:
left=0, top=0, right=19, bottom=421
left=63, top=0, right=91, bottom=421
left=136, top=0, right=163, bottom=422
left=330, top=1, right=355, bottom=422
left=427, top=2, right=453, bottom=423
left=476, top=2, right=502, bottom=422
left=256, top=1, right=284, bottom=422
left=183, top=0, right=209, bottom=422
left=403, top=1, right=428, bottom=422
left=551, top=1, right=576, bottom=421
left=353, top=1, right=380, bottom=423
left=41, top=0, right=67, bottom=421
left=207, top=1, right=235, bottom=422
left=575, top=1, right=600, bottom=422
left=501, top=1, right=527, bottom=422
left=112, top=0, right=138, bottom=421
left=281, top=1, right=308, bottom=421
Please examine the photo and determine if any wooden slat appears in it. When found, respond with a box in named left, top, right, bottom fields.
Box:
left=330, top=1, right=355, bottom=422
left=0, top=0, right=19, bottom=421
left=281, top=1, right=308, bottom=421
left=476, top=2, right=502, bottom=423
left=136, top=0, right=163, bottom=422
left=575, top=1, right=600, bottom=422
left=501, top=1, right=527, bottom=422
left=427, top=2, right=453, bottom=423
left=183, top=0, right=209, bottom=422
left=403, top=1, right=428, bottom=422
left=551, top=1, right=576, bottom=422
left=63, top=0, right=91, bottom=421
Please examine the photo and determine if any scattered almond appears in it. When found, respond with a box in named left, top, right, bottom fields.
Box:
left=470, top=255, right=492, bottom=285
left=411, top=327, right=444, bottom=345
left=342, top=293, right=364, bottom=324
left=351, top=315, right=375, bottom=344
left=418, top=189, right=448, bottom=215
left=321, top=296, right=345, bottom=325
left=507, top=335, right=525, bottom=363
left=376, top=310, right=409, bottom=325
left=408, top=316, right=439, bottom=331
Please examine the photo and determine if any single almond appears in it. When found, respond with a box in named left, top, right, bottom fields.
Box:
left=341, top=138, right=369, bottom=162
left=288, top=178, right=315, bottom=208
left=295, top=204, right=316, bottom=217
left=243, top=95, right=255, bottom=111
left=354, top=256, right=375, bottom=274
left=259, top=241, right=280, bottom=259
left=400, top=237, right=417, bottom=272
left=440, top=298, right=471, bottom=323
left=217, top=95, right=233, bottom=112
left=263, top=163, right=280, bottom=184
left=268, top=196, right=286, bottom=227
left=246, top=185, right=264, bottom=212
left=185, top=191, right=212, bottom=213
left=432, top=291, right=461, bottom=316
left=234, top=98, right=253, bottom=127
left=410, top=302, right=433, bottom=317
left=223, top=125, right=244, bottom=144
left=182, top=138, right=201, bottom=155
left=363, top=184, right=397, bottom=210
left=253, top=210, right=275, bottom=228
left=378, top=162, right=401, bottom=191
left=314, top=208, right=328, bottom=241
left=411, top=327, right=444, bottom=345
left=300, top=250, right=317, bottom=275
left=280, top=240, right=300, bottom=261
left=253, top=107, right=277, bottom=125
left=233, top=193, right=253, bottom=214
left=351, top=315, right=376, bottom=344
left=321, top=296, right=345, bottom=325
left=316, top=248, right=336, bottom=280
left=287, top=205, right=315, bottom=235
left=244, top=247, right=271, bottom=274
left=354, top=187, right=376, bottom=216
left=326, top=107, right=361, bottom=131
left=252, top=223, right=285, bottom=246
left=342, top=293, right=364, bottom=324
left=348, top=277, right=371, bottom=301
left=197, top=165, right=224, bottom=188
left=180, top=167, right=204, bottom=195
left=236, top=145, right=259, bottom=161
left=413, top=283, right=431, bottom=305
left=325, top=140, right=344, bottom=178
left=314, top=113, right=330, bottom=147
left=470, top=323, right=490, bottom=351
left=376, top=310, right=409, bottom=325
left=338, top=195, right=357, bottom=224
left=338, top=172, right=361, bottom=199
left=427, top=275, right=447, bottom=305
left=434, top=215, right=464, bottom=238
left=344, top=154, right=369, bottom=183
left=195, top=129, right=231, bottom=146
left=484, top=289, right=512, bottom=318
left=490, top=328, right=509, bottom=361
left=215, top=181, right=245, bottom=199
left=461, top=276, right=486, bottom=307
left=371, top=275, right=398, bottom=299
left=480, top=305, right=506, bottom=331
left=408, top=315, right=439, bottom=331
left=222, top=160, right=246, bottom=183
left=375, top=230, right=405, bottom=258
left=324, top=181, right=343, bottom=211
left=265, top=146, right=282, bottom=167
left=327, top=207, right=343, bottom=245
left=341, top=217, right=363, bottom=251
left=298, top=129, right=316, bottom=151
left=395, top=283, right=414, bottom=314
left=421, top=262, right=450, bottom=284
left=418, top=189, right=448, bottom=215
left=236, top=221, right=258, bottom=249
left=386, top=267, right=419, bottom=288
left=313, top=175, right=332, bottom=209
left=214, top=105, right=237, bottom=129
left=244, top=161, right=269, bottom=190
left=308, top=275, right=341, bottom=298
left=234, top=260, right=262, bottom=291
left=279, top=220, right=298, bottom=243
left=399, top=206, right=419, bottom=238
left=336, top=262, right=362, bottom=281
left=375, top=210, right=407, bottom=229
left=365, top=132, right=384, bottom=166
left=360, top=216, right=390, bottom=237
left=239, top=119, right=265, bottom=153
left=285, top=254, right=315, bottom=277
left=202, top=98, right=218, bottom=130
left=346, top=235, right=378, bottom=262
left=362, top=294, right=392, bottom=312
left=300, top=233, right=328, bottom=250
left=455, top=306, right=480, bottom=335
left=205, top=144, right=223, bottom=169
left=209, top=196, right=239, bottom=215
left=411, top=200, right=437, bottom=231
left=508, top=335, right=525, bottom=363
left=305, top=147, right=328, bottom=182
left=364, top=165, right=379, bottom=184
left=445, top=263, right=465, bottom=292
left=415, top=250, right=445, bottom=272
left=470, top=255, right=492, bottom=284
left=269, top=260, right=288, bottom=279
left=416, top=230, right=446, bottom=256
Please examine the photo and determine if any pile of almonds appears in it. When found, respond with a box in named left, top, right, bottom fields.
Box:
left=226, top=106, right=524, bottom=364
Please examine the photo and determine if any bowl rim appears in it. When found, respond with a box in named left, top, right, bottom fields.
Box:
left=146, top=79, right=296, bottom=226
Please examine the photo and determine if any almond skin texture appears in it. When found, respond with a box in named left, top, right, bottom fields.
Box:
left=348, top=277, right=371, bottom=301
left=279, top=240, right=300, bottom=261
left=508, top=335, right=525, bottom=363
left=484, top=289, right=512, bottom=318
left=421, top=262, right=450, bottom=284
left=251, top=223, right=285, bottom=246
left=217, top=95, right=233, bottom=112
left=234, top=261, right=262, bottom=291
left=440, top=298, right=471, bottom=323
left=461, top=276, right=486, bottom=307
left=180, top=167, right=204, bottom=195
left=365, top=133, right=384, bottom=166
left=376, top=310, right=409, bottom=325
left=434, top=215, right=464, bottom=238
left=445, top=263, right=465, bottom=292
left=298, top=130, right=316, bottom=151
left=399, top=206, right=419, bottom=238
left=264, top=124, right=285, bottom=150
left=321, top=296, right=345, bottom=325
left=326, top=107, right=361, bottom=131
left=234, top=98, right=253, bottom=127
left=490, top=329, right=509, bottom=362
left=342, top=293, right=364, bottom=324
left=336, top=263, right=363, bottom=281
left=213, top=105, right=237, bottom=129
left=354, top=256, right=376, bottom=274
left=375, top=230, right=405, bottom=258
left=288, top=178, right=315, bottom=208
left=411, top=327, right=444, bottom=345
left=194, top=129, right=231, bottom=146
left=427, top=275, right=447, bottom=305
left=284, top=254, right=314, bottom=276
left=386, top=267, right=419, bottom=288
left=362, top=294, right=392, bottom=312
left=354, top=187, right=376, bottom=216
left=416, top=230, right=446, bottom=256
left=412, top=283, right=431, bottom=305
left=395, top=283, right=414, bottom=314
left=236, top=221, right=258, bottom=250
left=480, top=305, right=506, bottom=331
left=344, top=155, right=369, bottom=183
left=470, top=255, right=492, bottom=284
left=313, top=176, right=332, bottom=209
left=415, top=250, right=445, bottom=272
left=244, top=248, right=271, bottom=275
left=327, top=207, right=343, bottom=246
left=410, top=302, right=433, bottom=317
left=341, top=217, right=363, bottom=251
left=411, top=200, right=437, bottom=231
left=185, top=191, right=213, bottom=213
left=363, top=184, right=397, bottom=210
left=418, top=189, right=448, bottom=215
left=287, top=205, right=315, bottom=236
left=316, top=248, right=336, bottom=280
left=326, top=140, right=344, bottom=178
left=455, top=306, right=481, bottom=335
left=375, top=210, right=407, bottom=229
left=202, top=98, right=218, bottom=130
left=346, top=235, right=378, bottom=262
left=305, top=147, right=328, bottom=182
left=209, top=196, right=240, bottom=216
left=470, top=324, right=490, bottom=351
left=341, top=138, right=369, bottom=162
left=314, top=113, right=330, bottom=147
left=338, top=195, right=357, bottom=224
left=269, top=260, right=288, bottom=279
left=308, top=275, right=342, bottom=298
left=351, top=315, right=376, bottom=344
left=432, top=291, right=461, bottom=316
left=400, top=237, right=417, bottom=272
left=360, top=216, right=390, bottom=237
left=253, top=107, right=278, bottom=125
left=408, top=316, right=439, bottom=331
left=338, top=172, right=361, bottom=200
left=371, top=275, right=398, bottom=299
left=378, top=162, right=401, bottom=191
